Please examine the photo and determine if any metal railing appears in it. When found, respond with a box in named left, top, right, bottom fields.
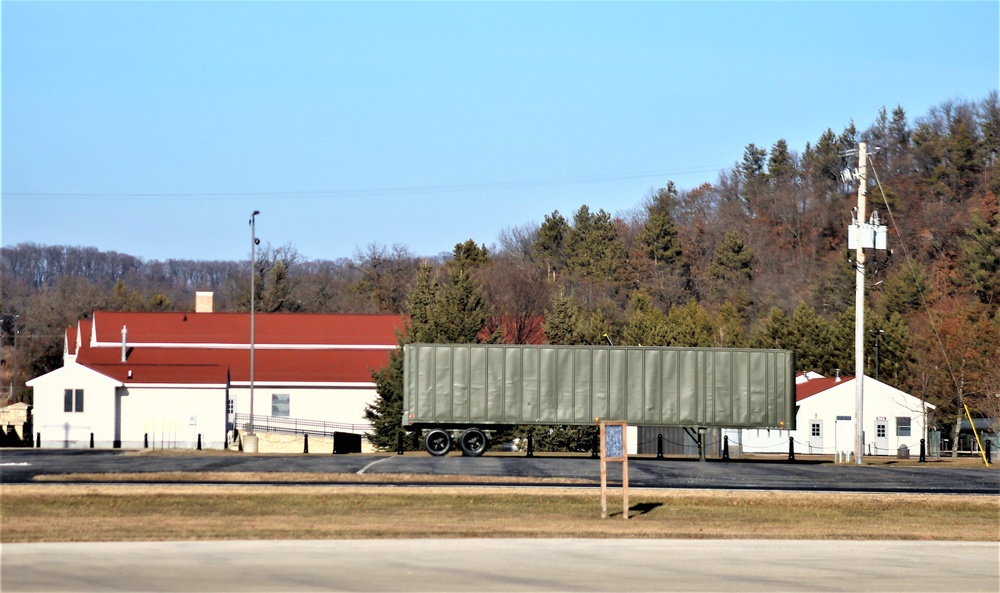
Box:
left=233, top=413, right=370, bottom=437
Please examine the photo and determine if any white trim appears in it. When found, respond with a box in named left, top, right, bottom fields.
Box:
left=124, top=383, right=228, bottom=389
left=93, top=342, right=396, bottom=351
left=26, top=361, right=124, bottom=388
left=229, top=381, right=376, bottom=388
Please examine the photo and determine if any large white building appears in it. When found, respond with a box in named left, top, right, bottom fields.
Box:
left=727, top=372, right=935, bottom=457
left=26, top=306, right=402, bottom=449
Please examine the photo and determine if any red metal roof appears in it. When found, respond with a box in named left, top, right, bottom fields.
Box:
left=73, top=312, right=404, bottom=386
left=796, top=375, right=854, bottom=401
left=90, top=311, right=403, bottom=346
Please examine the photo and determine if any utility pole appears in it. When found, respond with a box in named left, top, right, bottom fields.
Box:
left=853, top=142, right=868, bottom=465
left=845, top=142, right=889, bottom=464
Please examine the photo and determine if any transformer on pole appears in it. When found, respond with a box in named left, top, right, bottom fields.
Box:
left=845, top=143, right=889, bottom=464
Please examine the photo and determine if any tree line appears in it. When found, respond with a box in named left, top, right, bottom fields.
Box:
left=2, top=93, right=998, bottom=454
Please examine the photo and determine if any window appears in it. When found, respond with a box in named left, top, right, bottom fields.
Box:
left=227, top=399, right=234, bottom=414
left=810, top=423, right=821, bottom=437
left=896, top=417, right=911, bottom=437
left=271, top=394, right=290, bottom=417
left=64, top=389, right=84, bottom=412
left=877, top=424, right=886, bottom=438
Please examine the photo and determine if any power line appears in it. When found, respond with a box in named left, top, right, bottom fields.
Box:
left=3, top=165, right=728, bottom=201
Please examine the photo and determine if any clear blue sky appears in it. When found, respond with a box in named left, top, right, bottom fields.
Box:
left=3, top=1, right=997, bottom=263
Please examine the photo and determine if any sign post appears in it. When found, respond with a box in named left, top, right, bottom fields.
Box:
left=599, top=420, right=629, bottom=519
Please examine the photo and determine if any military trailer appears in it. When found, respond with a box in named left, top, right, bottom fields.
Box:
left=402, top=343, right=796, bottom=456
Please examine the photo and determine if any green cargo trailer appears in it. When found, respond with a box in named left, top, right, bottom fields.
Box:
left=403, top=343, right=796, bottom=456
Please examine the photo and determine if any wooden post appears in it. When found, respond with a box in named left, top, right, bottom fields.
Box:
left=599, top=421, right=629, bottom=520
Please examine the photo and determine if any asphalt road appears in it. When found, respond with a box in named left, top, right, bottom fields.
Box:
left=3, top=539, right=998, bottom=592
left=1, top=449, right=998, bottom=494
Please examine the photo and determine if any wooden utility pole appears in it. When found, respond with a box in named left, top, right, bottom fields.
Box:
left=853, top=143, right=868, bottom=465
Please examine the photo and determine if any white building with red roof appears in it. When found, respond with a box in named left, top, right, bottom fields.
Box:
left=727, top=372, right=935, bottom=457
left=26, top=306, right=403, bottom=450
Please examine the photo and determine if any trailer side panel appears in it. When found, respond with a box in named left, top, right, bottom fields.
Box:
left=403, top=344, right=795, bottom=430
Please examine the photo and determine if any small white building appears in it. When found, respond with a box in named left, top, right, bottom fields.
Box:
left=26, top=307, right=402, bottom=449
left=727, top=372, right=935, bottom=457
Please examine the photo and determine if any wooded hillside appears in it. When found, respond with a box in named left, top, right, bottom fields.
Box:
left=3, top=94, right=998, bottom=449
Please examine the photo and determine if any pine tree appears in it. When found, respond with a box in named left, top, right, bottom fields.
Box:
left=544, top=290, right=583, bottom=345
left=366, top=260, right=493, bottom=450
left=958, top=210, right=1000, bottom=309
left=564, top=205, right=621, bottom=280
left=534, top=210, right=569, bottom=279
left=663, top=301, right=715, bottom=347
left=622, top=291, right=669, bottom=346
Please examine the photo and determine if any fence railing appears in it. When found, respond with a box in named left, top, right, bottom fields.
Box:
left=233, top=413, right=370, bottom=437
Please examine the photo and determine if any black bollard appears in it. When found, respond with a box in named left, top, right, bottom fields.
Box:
left=656, top=433, right=664, bottom=460
left=723, top=435, right=730, bottom=461
left=787, top=436, right=795, bottom=461
left=985, top=439, right=992, bottom=463
left=397, top=432, right=405, bottom=455
left=303, top=433, right=309, bottom=454
left=197, top=434, right=202, bottom=450
left=526, top=430, right=534, bottom=458
left=90, top=433, right=95, bottom=449
left=591, top=433, right=599, bottom=459
left=36, top=432, right=41, bottom=448
left=919, top=438, right=926, bottom=463
left=144, top=433, right=149, bottom=449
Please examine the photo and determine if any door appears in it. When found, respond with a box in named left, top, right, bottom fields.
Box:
left=875, top=420, right=889, bottom=455
left=809, top=420, right=824, bottom=453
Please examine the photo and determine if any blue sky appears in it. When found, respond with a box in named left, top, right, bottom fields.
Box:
left=3, top=1, right=998, bottom=263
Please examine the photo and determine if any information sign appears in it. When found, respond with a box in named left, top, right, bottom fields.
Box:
left=599, top=421, right=629, bottom=519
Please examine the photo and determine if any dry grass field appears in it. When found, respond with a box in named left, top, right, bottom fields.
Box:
left=2, top=480, right=997, bottom=543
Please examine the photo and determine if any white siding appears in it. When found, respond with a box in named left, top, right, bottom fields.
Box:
left=228, top=385, right=376, bottom=429
left=734, top=377, right=932, bottom=456
left=118, top=385, right=228, bottom=449
left=26, top=362, right=121, bottom=448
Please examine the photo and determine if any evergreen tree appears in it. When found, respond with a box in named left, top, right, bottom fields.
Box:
left=713, top=301, right=749, bottom=347
left=786, top=304, right=834, bottom=374
left=640, top=197, right=685, bottom=269
left=664, top=301, right=715, bottom=347
left=752, top=307, right=792, bottom=350
left=622, top=291, right=669, bottom=346
left=365, top=262, right=491, bottom=450
left=534, top=210, right=570, bottom=278
left=564, top=205, right=621, bottom=280
left=958, top=210, right=1000, bottom=308
left=451, top=239, right=489, bottom=269
left=766, top=139, right=796, bottom=182
left=708, top=231, right=754, bottom=305
left=544, top=290, right=583, bottom=345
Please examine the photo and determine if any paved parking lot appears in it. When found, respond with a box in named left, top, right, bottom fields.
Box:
left=1, top=449, right=997, bottom=494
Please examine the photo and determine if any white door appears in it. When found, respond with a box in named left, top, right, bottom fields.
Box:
left=875, top=420, right=889, bottom=455
left=809, top=420, right=824, bottom=453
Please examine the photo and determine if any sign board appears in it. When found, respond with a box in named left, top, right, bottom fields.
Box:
left=599, top=421, right=629, bottom=520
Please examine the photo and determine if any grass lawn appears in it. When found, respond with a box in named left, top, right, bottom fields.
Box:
left=2, top=481, right=997, bottom=543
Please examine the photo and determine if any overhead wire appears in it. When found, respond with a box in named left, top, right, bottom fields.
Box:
left=3, top=164, right=728, bottom=201
left=867, top=155, right=960, bottom=404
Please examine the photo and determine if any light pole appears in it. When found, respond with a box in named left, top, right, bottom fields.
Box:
left=870, top=329, right=884, bottom=382
left=245, top=210, right=261, bottom=453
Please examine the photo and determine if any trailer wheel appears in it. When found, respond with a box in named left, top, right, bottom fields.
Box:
left=458, top=428, right=489, bottom=457
left=424, top=428, right=452, bottom=456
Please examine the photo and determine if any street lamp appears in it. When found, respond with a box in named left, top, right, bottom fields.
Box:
left=870, top=329, right=884, bottom=382
left=245, top=210, right=261, bottom=453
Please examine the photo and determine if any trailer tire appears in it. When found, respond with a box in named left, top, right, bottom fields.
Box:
left=458, top=428, right=489, bottom=457
left=424, top=428, right=452, bottom=456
